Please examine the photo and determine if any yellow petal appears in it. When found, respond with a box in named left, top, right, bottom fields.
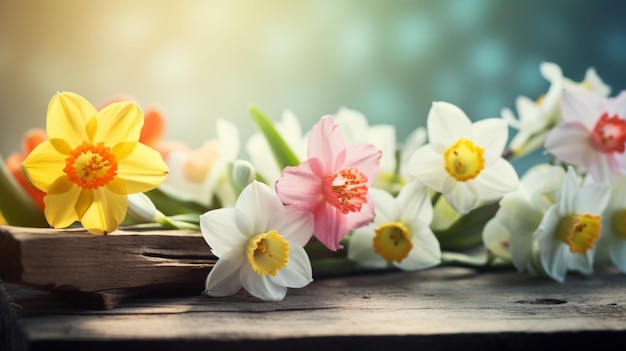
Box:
left=95, top=102, right=143, bottom=145
left=79, top=188, right=127, bottom=235
left=116, top=143, right=169, bottom=193
left=49, top=138, right=72, bottom=155
left=112, top=141, right=137, bottom=161
left=23, top=141, right=68, bottom=192
left=46, top=92, right=95, bottom=146
left=43, top=186, right=82, bottom=228
left=75, top=189, right=94, bottom=219
left=47, top=175, right=74, bottom=194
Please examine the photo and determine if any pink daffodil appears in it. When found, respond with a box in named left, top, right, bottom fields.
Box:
left=545, top=86, right=626, bottom=183
left=276, top=116, right=382, bottom=251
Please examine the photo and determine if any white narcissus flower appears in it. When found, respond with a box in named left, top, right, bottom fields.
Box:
left=408, top=101, right=519, bottom=214
left=482, top=164, right=565, bottom=274
left=245, top=109, right=307, bottom=187
left=545, top=86, right=626, bottom=183
left=200, top=181, right=314, bottom=301
left=596, top=175, right=626, bottom=273
left=161, top=118, right=240, bottom=207
left=503, top=62, right=611, bottom=157
left=347, top=181, right=440, bottom=271
left=534, top=167, right=610, bottom=282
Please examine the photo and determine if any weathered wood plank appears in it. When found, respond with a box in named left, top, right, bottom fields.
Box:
left=2, top=266, right=626, bottom=350
left=0, top=225, right=215, bottom=307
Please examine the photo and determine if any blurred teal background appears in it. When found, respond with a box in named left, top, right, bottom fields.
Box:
left=1, top=0, right=625, bottom=173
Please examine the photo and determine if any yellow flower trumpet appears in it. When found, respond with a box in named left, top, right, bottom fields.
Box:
left=23, top=92, right=169, bottom=234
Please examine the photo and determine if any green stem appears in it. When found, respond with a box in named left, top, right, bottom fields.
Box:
left=0, top=154, right=48, bottom=227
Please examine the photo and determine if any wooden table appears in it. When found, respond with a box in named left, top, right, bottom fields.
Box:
left=2, top=265, right=626, bottom=351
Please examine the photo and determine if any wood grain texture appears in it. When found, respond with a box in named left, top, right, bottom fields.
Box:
left=2, top=265, right=626, bottom=351
left=0, top=225, right=214, bottom=299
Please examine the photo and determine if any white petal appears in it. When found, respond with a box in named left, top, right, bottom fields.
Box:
left=396, top=181, right=433, bottom=224
left=204, top=255, right=245, bottom=297
left=558, top=168, right=580, bottom=216
left=271, top=248, right=313, bottom=288
left=216, top=118, right=241, bottom=160
left=396, top=226, right=440, bottom=271
left=408, top=145, right=446, bottom=191
left=567, top=250, right=594, bottom=275
left=270, top=206, right=314, bottom=248
left=347, top=226, right=388, bottom=268
left=427, top=102, right=471, bottom=145
left=535, top=206, right=568, bottom=282
left=572, top=182, right=611, bottom=215
left=471, top=118, right=508, bottom=154
left=200, top=208, right=247, bottom=257
left=240, top=265, right=287, bottom=301
left=445, top=183, right=478, bottom=214
left=472, top=157, right=520, bottom=201
left=482, top=219, right=513, bottom=260
left=236, top=181, right=284, bottom=234
left=608, top=238, right=626, bottom=273
left=369, top=187, right=399, bottom=224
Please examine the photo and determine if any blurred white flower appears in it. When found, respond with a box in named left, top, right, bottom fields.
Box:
left=482, top=164, right=565, bottom=274
left=596, top=175, right=626, bottom=273
left=503, top=62, right=611, bottom=157
left=160, top=118, right=240, bottom=207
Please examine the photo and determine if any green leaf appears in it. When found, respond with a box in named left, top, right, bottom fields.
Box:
left=0, top=154, right=48, bottom=227
left=433, top=202, right=499, bottom=251
left=249, top=106, right=300, bottom=170
left=144, top=187, right=211, bottom=217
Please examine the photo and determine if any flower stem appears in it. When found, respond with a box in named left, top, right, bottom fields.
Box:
left=0, top=154, right=48, bottom=227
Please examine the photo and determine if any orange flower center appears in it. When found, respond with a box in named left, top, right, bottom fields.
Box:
left=590, top=113, right=626, bottom=154
left=64, top=141, right=118, bottom=189
left=323, top=168, right=368, bottom=214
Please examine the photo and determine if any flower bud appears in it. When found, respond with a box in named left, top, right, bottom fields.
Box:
left=232, top=159, right=256, bottom=189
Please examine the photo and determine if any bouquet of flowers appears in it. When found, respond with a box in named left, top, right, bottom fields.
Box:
left=1, top=61, right=625, bottom=302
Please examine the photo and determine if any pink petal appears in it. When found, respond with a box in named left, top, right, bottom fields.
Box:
left=307, top=116, right=346, bottom=174
left=561, top=87, right=605, bottom=129
left=276, top=159, right=324, bottom=212
left=342, top=143, right=382, bottom=184
left=545, top=122, right=593, bottom=166
left=313, top=203, right=347, bottom=251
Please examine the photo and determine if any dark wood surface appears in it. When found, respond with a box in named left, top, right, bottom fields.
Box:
left=2, top=264, right=626, bottom=351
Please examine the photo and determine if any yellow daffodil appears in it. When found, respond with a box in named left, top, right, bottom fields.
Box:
left=23, top=92, right=169, bottom=234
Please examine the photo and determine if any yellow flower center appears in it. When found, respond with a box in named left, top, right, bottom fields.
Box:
left=246, top=230, right=289, bottom=276
left=64, top=141, right=118, bottom=189
left=372, top=222, right=413, bottom=263
left=323, top=168, right=369, bottom=214
left=557, top=214, right=601, bottom=254
left=443, top=138, right=485, bottom=181
left=612, top=209, right=626, bottom=239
